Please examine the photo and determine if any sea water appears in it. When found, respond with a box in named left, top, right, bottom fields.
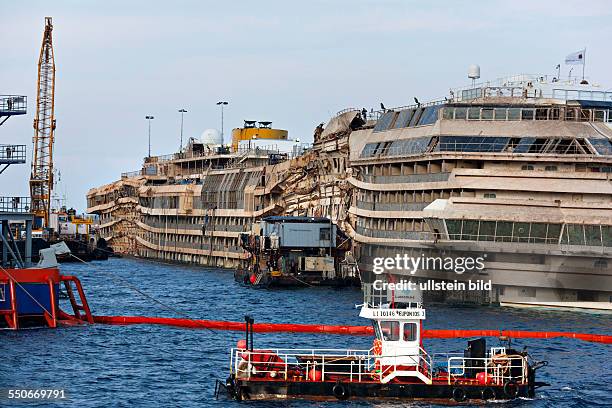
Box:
left=1, top=258, right=611, bottom=407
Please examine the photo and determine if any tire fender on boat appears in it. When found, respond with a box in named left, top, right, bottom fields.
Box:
left=503, top=380, right=519, bottom=398
left=452, top=387, right=467, bottom=402
left=332, top=382, right=349, bottom=400
left=481, top=387, right=496, bottom=401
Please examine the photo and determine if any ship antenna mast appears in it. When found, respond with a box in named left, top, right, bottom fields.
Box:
left=30, top=16, right=56, bottom=229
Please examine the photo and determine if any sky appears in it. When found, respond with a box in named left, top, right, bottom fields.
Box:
left=1, top=0, right=611, bottom=211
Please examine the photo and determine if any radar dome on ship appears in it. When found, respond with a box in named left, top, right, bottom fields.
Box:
left=468, top=64, right=481, bottom=80
left=200, top=128, right=222, bottom=145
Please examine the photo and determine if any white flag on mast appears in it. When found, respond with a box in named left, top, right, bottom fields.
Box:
left=565, top=49, right=586, bottom=65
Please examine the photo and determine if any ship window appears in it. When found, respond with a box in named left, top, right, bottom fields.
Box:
left=380, top=321, right=400, bottom=341
left=565, top=224, right=586, bottom=245
left=403, top=323, right=417, bottom=342
left=409, top=108, right=424, bottom=127
left=442, top=107, right=454, bottom=120
left=481, top=108, right=494, bottom=120
left=514, top=222, right=530, bottom=242
left=494, top=108, right=507, bottom=120
left=530, top=223, right=547, bottom=243
left=594, top=110, right=606, bottom=122
left=462, top=88, right=482, bottom=100
left=418, top=106, right=442, bottom=126
left=521, top=109, right=535, bottom=120
left=437, top=136, right=509, bottom=153
left=462, top=221, right=479, bottom=240
left=361, top=143, right=378, bottom=158
left=446, top=220, right=462, bottom=239
left=478, top=221, right=495, bottom=241
left=388, top=137, right=432, bottom=156
left=545, top=165, right=557, bottom=171
left=507, top=108, right=521, bottom=120
left=588, top=138, right=612, bottom=155
left=585, top=225, right=602, bottom=246
left=521, top=164, right=534, bottom=170
left=495, top=222, right=513, bottom=242
left=468, top=107, right=481, bottom=120
left=535, top=108, right=549, bottom=120
left=320, top=227, right=331, bottom=241
left=454, top=107, right=467, bottom=120
left=547, top=224, right=562, bottom=242
left=483, top=193, right=496, bottom=198
left=603, top=226, right=612, bottom=247
left=393, top=109, right=414, bottom=129
left=372, top=321, right=382, bottom=339
left=373, top=111, right=397, bottom=132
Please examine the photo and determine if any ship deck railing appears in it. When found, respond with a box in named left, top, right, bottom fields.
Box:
left=230, top=346, right=433, bottom=384
left=0, top=95, right=27, bottom=116
left=445, top=355, right=528, bottom=385
left=153, top=146, right=283, bottom=164
left=450, top=74, right=612, bottom=103
left=0, top=144, right=27, bottom=165
left=0, top=196, right=31, bottom=213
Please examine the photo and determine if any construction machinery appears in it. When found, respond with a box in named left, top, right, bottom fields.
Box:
left=30, top=17, right=56, bottom=229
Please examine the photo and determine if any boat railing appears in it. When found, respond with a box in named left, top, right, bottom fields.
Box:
left=121, top=170, right=143, bottom=179
left=0, top=95, right=27, bottom=115
left=0, top=144, right=27, bottom=163
left=230, top=347, right=433, bottom=383
left=446, top=355, right=528, bottom=385
left=0, top=196, right=31, bottom=213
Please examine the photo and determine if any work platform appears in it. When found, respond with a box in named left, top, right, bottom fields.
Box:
left=0, top=95, right=27, bottom=116
left=0, top=95, right=27, bottom=127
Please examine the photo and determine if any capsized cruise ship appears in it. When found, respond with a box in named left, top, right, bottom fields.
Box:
left=87, top=68, right=612, bottom=310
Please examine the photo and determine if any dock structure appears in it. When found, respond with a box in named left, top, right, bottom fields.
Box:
left=0, top=95, right=33, bottom=268
left=87, top=74, right=612, bottom=310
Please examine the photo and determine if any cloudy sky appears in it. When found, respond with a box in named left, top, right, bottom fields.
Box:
left=1, top=0, right=610, bottom=210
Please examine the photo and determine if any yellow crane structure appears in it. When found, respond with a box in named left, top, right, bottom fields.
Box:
left=30, top=17, right=56, bottom=229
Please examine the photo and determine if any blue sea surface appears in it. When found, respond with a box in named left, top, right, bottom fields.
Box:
left=1, top=258, right=611, bottom=407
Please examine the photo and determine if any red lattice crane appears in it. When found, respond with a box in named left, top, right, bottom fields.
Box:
left=30, top=17, right=56, bottom=229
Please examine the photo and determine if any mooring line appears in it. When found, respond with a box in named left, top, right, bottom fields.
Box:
left=68, top=253, right=219, bottom=334
left=0, top=265, right=54, bottom=319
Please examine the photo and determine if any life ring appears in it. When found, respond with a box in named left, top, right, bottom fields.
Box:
left=503, top=380, right=519, bottom=398
left=332, top=383, right=349, bottom=400
left=481, top=387, right=496, bottom=401
left=452, top=387, right=467, bottom=402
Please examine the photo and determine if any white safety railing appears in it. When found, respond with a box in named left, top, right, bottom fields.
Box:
left=230, top=347, right=433, bottom=383
left=446, top=355, right=528, bottom=385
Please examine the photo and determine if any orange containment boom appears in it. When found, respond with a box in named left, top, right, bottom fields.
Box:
left=91, top=315, right=612, bottom=344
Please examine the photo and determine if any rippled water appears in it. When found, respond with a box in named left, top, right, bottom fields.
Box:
left=2, top=258, right=611, bottom=407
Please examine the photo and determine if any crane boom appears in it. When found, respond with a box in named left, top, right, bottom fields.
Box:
left=30, top=16, right=56, bottom=229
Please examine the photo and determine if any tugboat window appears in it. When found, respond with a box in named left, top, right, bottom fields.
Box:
left=380, top=321, right=400, bottom=341
left=320, top=227, right=331, bottom=241
left=403, top=322, right=417, bottom=341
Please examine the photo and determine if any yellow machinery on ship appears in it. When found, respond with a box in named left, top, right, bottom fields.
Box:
left=231, top=121, right=288, bottom=152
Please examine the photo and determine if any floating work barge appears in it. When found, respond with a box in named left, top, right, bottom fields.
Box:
left=235, top=216, right=358, bottom=287
left=220, top=285, right=548, bottom=402
left=87, top=71, right=612, bottom=309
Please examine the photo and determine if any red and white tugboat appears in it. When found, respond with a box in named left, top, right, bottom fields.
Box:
left=222, top=285, right=548, bottom=402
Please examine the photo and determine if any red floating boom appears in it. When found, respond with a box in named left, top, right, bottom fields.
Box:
left=91, top=315, right=612, bottom=344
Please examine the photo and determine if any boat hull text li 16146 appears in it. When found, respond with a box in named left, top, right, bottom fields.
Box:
left=218, top=284, right=548, bottom=402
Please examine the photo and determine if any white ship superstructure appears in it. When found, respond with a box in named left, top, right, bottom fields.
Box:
left=348, top=72, right=612, bottom=310
left=87, top=69, right=612, bottom=310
